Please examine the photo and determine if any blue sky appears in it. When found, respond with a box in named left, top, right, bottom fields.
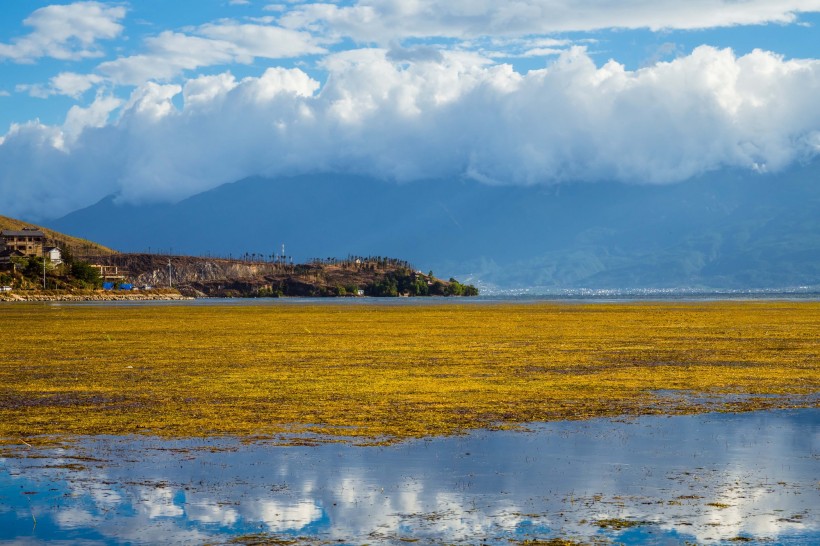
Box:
left=1, top=1, right=819, bottom=220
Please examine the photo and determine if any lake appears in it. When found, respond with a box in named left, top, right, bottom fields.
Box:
left=2, top=409, right=817, bottom=545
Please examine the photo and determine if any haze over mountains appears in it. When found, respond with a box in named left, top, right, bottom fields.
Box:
left=48, top=161, right=819, bottom=292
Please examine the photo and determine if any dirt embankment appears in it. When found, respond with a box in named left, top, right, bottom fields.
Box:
left=91, top=254, right=277, bottom=287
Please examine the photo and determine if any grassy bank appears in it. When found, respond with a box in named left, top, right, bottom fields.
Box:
left=0, top=301, right=817, bottom=445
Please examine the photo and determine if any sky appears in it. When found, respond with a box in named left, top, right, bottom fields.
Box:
left=1, top=1, right=819, bottom=220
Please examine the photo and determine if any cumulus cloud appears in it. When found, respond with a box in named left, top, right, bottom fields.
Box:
left=1, top=46, right=819, bottom=220
left=0, top=1, right=125, bottom=62
left=279, top=0, right=820, bottom=42
left=63, top=94, right=123, bottom=141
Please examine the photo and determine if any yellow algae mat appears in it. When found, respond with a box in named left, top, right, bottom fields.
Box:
left=1, top=301, right=817, bottom=444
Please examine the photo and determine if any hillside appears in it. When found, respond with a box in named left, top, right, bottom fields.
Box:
left=92, top=254, right=477, bottom=297
left=0, top=215, right=116, bottom=256
left=1, top=215, right=475, bottom=297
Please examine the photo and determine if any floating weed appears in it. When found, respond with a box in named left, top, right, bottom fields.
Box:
left=595, top=518, right=651, bottom=530
left=511, top=538, right=588, bottom=546
left=706, top=502, right=733, bottom=509
left=36, top=463, right=88, bottom=471
left=0, top=302, right=817, bottom=444
left=223, top=534, right=310, bottom=546
left=778, top=513, right=807, bottom=523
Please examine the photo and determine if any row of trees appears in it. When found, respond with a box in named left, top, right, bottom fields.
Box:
left=365, top=271, right=478, bottom=297
left=244, top=268, right=478, bottom=298
left=309, top=256, right=414, bottom=270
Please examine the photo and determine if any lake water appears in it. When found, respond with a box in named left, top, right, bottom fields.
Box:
left=28, top=288, right=820, bottom=313
left=1, top=409, right=818, bottom=545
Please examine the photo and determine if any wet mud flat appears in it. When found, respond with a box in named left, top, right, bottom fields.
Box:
left=1, top=409, right=818, bottom=545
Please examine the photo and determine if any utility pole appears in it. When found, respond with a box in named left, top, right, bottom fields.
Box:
left=42, top=246, right=46, bottom=289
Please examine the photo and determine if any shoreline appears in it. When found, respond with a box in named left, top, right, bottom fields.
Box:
left=0, top=289, right=192, bottom=302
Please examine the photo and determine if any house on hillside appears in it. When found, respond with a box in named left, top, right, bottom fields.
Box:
left=0, top=248, right=26, bottom=271
left=44, top=246, right=63, bottom=265
left=0, top=228, right=46, bottom=257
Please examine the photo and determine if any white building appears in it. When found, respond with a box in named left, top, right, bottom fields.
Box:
left=44, top=247, right=63, bottom=265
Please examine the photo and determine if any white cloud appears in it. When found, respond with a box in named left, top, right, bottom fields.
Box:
left=0, top=1, right=125, bottom=62
left=55, top=507, right=100, bottom=528
left=98, top=32, right=239, bottom=85
left=198, top=21, right=328, bottom=58
left=62, top=94, right=123, bottom=141
left=279, top=0, right=820, bottom=42
left=250, top=500, right=323, bottom=531
left=15, top=83, right=49, bottom=99
left=98, top=23, right=325, bottom=85
left=51, top=72, right=105, bottom=98
left=138, top=487, right=184, bottom=518
left=18, top=72, right=105, bottom=99
left=1, top=46, right=819, bottom=220
left=121, top=82, right=183, bottom=122
left=186, top=502, right=239, bottom=525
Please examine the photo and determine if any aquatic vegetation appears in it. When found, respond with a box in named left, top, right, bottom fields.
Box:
left=511, top=538, right=582, bottom=546
left=0, top=301, right=817, bottom=444
left=224, top=534, right=311, bottom=546
left=595, top=517, right=650, bottom=530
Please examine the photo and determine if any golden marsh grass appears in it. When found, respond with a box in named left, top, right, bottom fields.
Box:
left=0, top=301, right=817, bottom=444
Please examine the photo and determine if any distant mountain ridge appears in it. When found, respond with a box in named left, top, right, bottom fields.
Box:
left=47, top=163, right=820, bottom=290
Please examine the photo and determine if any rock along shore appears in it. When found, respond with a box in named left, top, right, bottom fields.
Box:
left=0, top=290, right=192, bottom=302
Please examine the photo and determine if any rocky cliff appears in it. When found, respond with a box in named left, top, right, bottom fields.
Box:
left=90, top=254, right=476, bottom=297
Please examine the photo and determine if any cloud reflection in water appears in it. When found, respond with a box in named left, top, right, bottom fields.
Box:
left=0, top=409, right=817, bottom=544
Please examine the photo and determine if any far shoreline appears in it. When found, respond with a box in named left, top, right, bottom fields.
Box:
left=0, top=289, right=192, bottom=302
left=2, top=289, right=819, bottom=304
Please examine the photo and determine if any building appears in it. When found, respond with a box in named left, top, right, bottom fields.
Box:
left=90, top=264, right=126, bottom=282
left=0, top=228, right=46, bottom=257
left=0, top=248, right=26, bottom=270
left=44, top=246, right=63, bottom=265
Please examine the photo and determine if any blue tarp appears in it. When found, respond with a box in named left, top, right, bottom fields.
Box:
left=102, top=282, right=114, bottom=290
left=119, top=284, right=133, bottom=290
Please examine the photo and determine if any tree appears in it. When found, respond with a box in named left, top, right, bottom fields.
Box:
left=462, top=284, right=479, bottom=296
left=367, top=277, right=398, bottom=297
left=446, top=278, right=464, bottom=296
left=413, top=277, right=429, bottom=296
left=60, top=245, right=76, bottom=265
left=71, top=261, right=102, bottom=288
left=22, top=257, right=45, bottom=282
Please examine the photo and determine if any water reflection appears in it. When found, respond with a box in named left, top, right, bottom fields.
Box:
left=1, top=410, right=817, bottom=544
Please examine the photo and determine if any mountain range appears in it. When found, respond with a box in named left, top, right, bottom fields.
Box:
left=47, top=162, right=820, bottom=291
